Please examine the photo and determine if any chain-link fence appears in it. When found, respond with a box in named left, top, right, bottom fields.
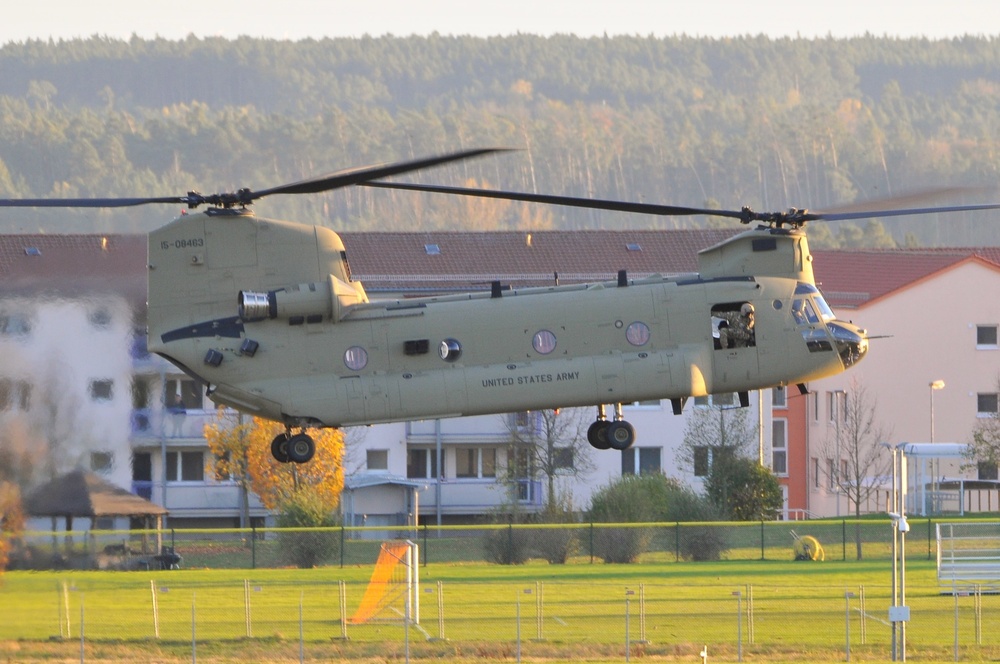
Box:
left=5, top=574, right=1000, bottom=661
left=11, top=519, right=948, bottom=570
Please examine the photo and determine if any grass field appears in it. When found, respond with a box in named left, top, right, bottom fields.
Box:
left=5, top=554, right=1000, bottom=662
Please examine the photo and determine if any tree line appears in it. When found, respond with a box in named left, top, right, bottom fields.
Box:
left=0, top=34, right=998, bottom=246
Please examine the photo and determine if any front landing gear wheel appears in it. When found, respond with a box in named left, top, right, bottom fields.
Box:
left=270, top=433, right=290, bottom=463
left=607, top=421, right=636, bottom=450
left=287, top=433, right=316, bottom=464
left=587, top=420, right=611, bottom=449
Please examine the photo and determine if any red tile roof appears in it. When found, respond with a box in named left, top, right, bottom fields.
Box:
left=340, top=229, right=739, bottom=290
left=3, top=229, right=998, bottom=312
left=0, top=234, right=147, bottom=304
left=813, top=248, right=1000, bottom=308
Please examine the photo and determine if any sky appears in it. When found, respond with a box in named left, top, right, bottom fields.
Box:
left=2, top=0, right=998, bottom=43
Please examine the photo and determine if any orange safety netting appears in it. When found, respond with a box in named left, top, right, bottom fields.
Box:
left=347, top=541, right=410, bottom=624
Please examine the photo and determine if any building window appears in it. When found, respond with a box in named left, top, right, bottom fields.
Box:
left=89, top=307, right=112, bottom=328
left=90, top=451, right=114, bottom=473
left=828, top=391, right=847, bottom=422
left=977, top=324, right=998, bottom=349
left=166, top=378, right=203, bottom=410
left=90, top=379, right=114, bottom=401
left=622, top=447, right=662, bottom=476
left=978, top=393, right=999, bottom=417
left=553, top=447, right=574, bottom=471
left=694, top=394, right=734, bottom=408
left=453, top=447, right=497, bottom=478
left=772, top=419, right=788, bottom=476
left=407, top=448, right=438, bottom=479
left=165, top=451, right=204, bottom=482
left=772, top=386, right=787, bottom=409
left=512, top=411, right=541, bottom=435
left=827, top=458, right=836, bottom=489
left=0, top=312, right=31, bottom=337
left=978, top=462, right=998, bottom=481
left=812, top=391, right=820, bottom=422
left=693, top=446, right=710, bottom=477
left=812, top=457, right=820, bottom=489
left=366, top=449, right=388, bottom=471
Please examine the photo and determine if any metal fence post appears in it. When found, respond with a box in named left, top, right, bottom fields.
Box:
left=733, top=590, right=742, bottom=663
left=251, top=526, right=256, bottom=569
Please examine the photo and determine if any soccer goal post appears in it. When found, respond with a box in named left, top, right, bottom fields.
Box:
left=348, top=540, right=419, bottom=625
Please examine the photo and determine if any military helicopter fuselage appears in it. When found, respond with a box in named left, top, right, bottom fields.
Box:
left=146, top=208, right=868, bottom=453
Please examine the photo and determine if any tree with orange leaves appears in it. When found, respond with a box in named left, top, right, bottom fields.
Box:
left=204, top=411, right=345, bottom=516
left=0, top=481, right=25, bottom=577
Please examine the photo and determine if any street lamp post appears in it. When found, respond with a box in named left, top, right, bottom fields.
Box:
left=929, top=380, right=945, bottom=513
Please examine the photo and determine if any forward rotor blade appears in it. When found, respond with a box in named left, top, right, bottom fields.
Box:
left=362, top=180, right=744, bottom=220
left=0, top=196, right=189, bottom=208
left=252, top=148, right=513, bottom=200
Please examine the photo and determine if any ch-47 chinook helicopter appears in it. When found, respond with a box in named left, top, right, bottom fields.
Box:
left=4, top=148, right=1000, bottom=464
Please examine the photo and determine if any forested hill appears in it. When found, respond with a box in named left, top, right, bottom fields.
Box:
left=0, top=35, right=998, bottom=246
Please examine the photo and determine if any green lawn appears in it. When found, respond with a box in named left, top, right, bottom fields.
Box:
left=6, top=555, right=1000, bottom=662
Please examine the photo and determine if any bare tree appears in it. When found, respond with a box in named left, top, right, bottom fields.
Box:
left=501, top=408, right=594, bottom=512
left=677, top=398, right=758, bottom=478
left=822, top=378, right=892, bottom=559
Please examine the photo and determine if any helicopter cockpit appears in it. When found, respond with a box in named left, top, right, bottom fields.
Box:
left=791, top=282, right=867, bottom=368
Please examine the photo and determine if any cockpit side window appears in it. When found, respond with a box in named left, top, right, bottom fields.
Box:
left=791, top=299, right=819, bottom=325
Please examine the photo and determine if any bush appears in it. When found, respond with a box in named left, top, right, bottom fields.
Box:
left=483, top=523, right=531, bottom=565
left=587, top=473, right=730, bottom=562
left=276, top=492, right=340, bottom=568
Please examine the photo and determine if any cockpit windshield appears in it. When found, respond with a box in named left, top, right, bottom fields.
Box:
left=794, top=282, right=835, bottom=322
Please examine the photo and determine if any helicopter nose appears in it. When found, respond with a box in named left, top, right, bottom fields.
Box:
left=827, top=322, right=868, bottom=369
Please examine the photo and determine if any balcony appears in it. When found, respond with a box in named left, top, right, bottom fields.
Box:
left=131, top=480, right=266, bottom=516
left=131, top=409, right=216, bottom=441
left=416, top=478, right=542, bottom=515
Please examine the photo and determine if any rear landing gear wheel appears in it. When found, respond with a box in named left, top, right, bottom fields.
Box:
left=287, top=433, right=316, bottom=464
left=607, top=421, right=636, bottom=451
left=270, top=433, right=290, bottom=463
left=587, top=420, right=611, bottom=449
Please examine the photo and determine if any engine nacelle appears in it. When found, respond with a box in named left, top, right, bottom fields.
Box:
left=238, top=275, right=367, bottom=324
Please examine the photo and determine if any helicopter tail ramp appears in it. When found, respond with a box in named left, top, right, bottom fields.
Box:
left=348, top=540, right=419, bottom=624
left=937, top=522, right=1000, bottom=594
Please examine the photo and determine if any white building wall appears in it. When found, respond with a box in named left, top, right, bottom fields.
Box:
left=0, top=296, right=133, bottom=490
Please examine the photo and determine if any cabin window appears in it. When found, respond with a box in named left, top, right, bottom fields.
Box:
left=625, top=321, right=650, bottom=346
left=344, top=346, right=368, bottom=371
left=532, top=330, right=557, bottom=355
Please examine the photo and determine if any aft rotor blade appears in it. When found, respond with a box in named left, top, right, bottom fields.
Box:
left=363, top=180, right=745, bottom=220
left=815, top=202, right=1000, bottom=222
left=253, top=148, right=513, bottom=200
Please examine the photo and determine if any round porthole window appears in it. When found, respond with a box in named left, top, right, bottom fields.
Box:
left=344, top=346, right=368, bottom=371
left=439, top=338, right=462, bottom=362
left=625, top=321, right=651, bottom=346
left=532, top=329, right=557, bottom=355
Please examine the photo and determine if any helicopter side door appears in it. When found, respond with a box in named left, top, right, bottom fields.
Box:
left=710, top=299, right=760, bottom=392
